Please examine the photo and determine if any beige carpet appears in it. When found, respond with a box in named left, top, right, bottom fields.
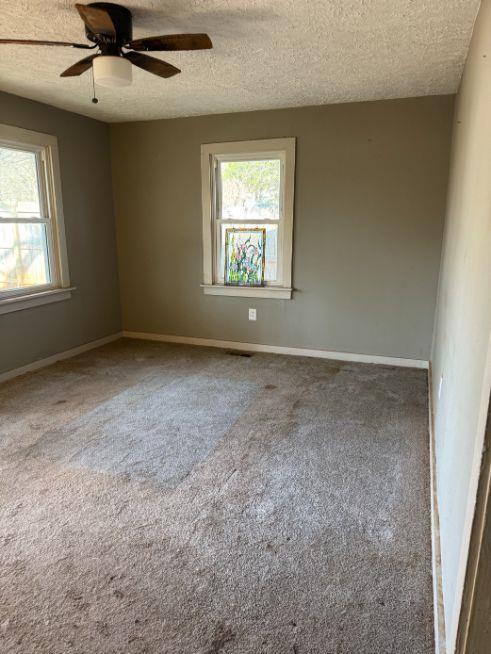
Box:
left=0, top=339, right=433, bottom=653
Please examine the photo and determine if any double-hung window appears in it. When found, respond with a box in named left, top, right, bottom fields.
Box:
left=0, top=124, right=71, bottom=314
left=201, top=138, right=295, bottom=299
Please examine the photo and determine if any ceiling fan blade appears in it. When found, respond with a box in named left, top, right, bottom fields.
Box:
left=0, top=38, right=92, bottom=49
left=75, top=3, right=116, bottom=38
left=60, top=53, right=97, bottom=77
left=124, top=51, right=180, bottom=78
left=128, top=33, right=212, bottom=52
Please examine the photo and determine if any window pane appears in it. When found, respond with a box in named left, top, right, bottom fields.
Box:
left=0, top=223, right=50, bottom=291
left=220, top=223, right=278, bottom=282
left=0, top=147, right=41, bottom=218
left=219, top=159, right=281, bottom=220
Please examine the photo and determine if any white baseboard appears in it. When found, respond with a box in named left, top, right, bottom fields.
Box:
left=0, top=330, right=428, bottom=386
left=428, top=365, right=447, bottom=654
left=0, top=332, right=123, bottom=384
left=123, top=330, right=429, bottom=369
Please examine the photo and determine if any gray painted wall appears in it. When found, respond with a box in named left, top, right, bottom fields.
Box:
left=111, top=95, right=453, bottom=361
left=431, top=1, right=491, bottom=650
left=0, top=92, right=121, bottom=374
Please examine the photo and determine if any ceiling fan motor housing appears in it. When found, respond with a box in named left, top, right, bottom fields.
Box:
left=85, top=2, right=132, bottom=45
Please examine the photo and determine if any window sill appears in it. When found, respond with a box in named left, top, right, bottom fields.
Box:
left=201, top=284, right=292, bottom=299
left=0, top=286, right=75, bottom=315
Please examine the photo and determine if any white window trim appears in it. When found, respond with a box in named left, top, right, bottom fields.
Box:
left=0, top=124, right=73, bottom=314
left=201, top=137, right=295, bottom=299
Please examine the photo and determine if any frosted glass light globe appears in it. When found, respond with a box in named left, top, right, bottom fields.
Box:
left=93, top=56, right=132, bottom=88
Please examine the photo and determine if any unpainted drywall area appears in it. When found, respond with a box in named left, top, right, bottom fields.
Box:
left=430, top=0, right=491, bottom=650
left=0, top=92, right=121, bottom=375
left=111, top=95, right=453, bottom=361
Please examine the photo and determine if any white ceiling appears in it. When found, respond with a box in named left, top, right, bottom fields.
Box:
left=0, top=1, right=480, bottom=123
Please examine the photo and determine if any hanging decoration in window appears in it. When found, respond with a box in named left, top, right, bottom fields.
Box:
left=224, top=227, right=265, bottom=286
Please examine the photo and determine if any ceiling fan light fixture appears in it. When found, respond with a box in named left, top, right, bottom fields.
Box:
left=0, top=3, right=213, bottom=91
left=93, top=55, right=132, bottom=87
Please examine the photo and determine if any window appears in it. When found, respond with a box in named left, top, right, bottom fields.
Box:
left=201, top=138, right=295, bottom=299
left=0, top=124, right=71, bottom=315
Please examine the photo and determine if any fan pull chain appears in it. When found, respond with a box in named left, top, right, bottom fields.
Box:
left=91, top=67, right=99, bottom=104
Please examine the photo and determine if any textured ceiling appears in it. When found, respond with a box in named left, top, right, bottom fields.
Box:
left=0, top=0, right=481, bottom=123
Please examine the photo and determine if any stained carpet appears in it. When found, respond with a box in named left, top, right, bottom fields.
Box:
left=0, top=338, right=433, bottom=653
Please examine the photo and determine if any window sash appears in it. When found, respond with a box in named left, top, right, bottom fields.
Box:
left=211, top=152, right=285, bottom=285
left=213, top=153, right=285, bottom=224
left=0, top=144, right=58, bottom=297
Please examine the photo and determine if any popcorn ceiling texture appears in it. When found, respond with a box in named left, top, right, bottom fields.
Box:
left=0, top=0, right=480, bottom=122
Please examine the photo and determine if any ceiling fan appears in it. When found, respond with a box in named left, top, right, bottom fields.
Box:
left=0, top=2, right=212, bottom=90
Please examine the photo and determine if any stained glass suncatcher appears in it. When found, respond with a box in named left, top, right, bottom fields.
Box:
left=224, top=228, right=265, bottom=286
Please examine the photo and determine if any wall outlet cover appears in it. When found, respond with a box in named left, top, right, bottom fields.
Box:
left=248, top=308, right=257, bottom=321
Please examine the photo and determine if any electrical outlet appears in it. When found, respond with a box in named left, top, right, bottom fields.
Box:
left=248, top=308, right=257, bottom=321
left=438, top=375, right=443, bottom=400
